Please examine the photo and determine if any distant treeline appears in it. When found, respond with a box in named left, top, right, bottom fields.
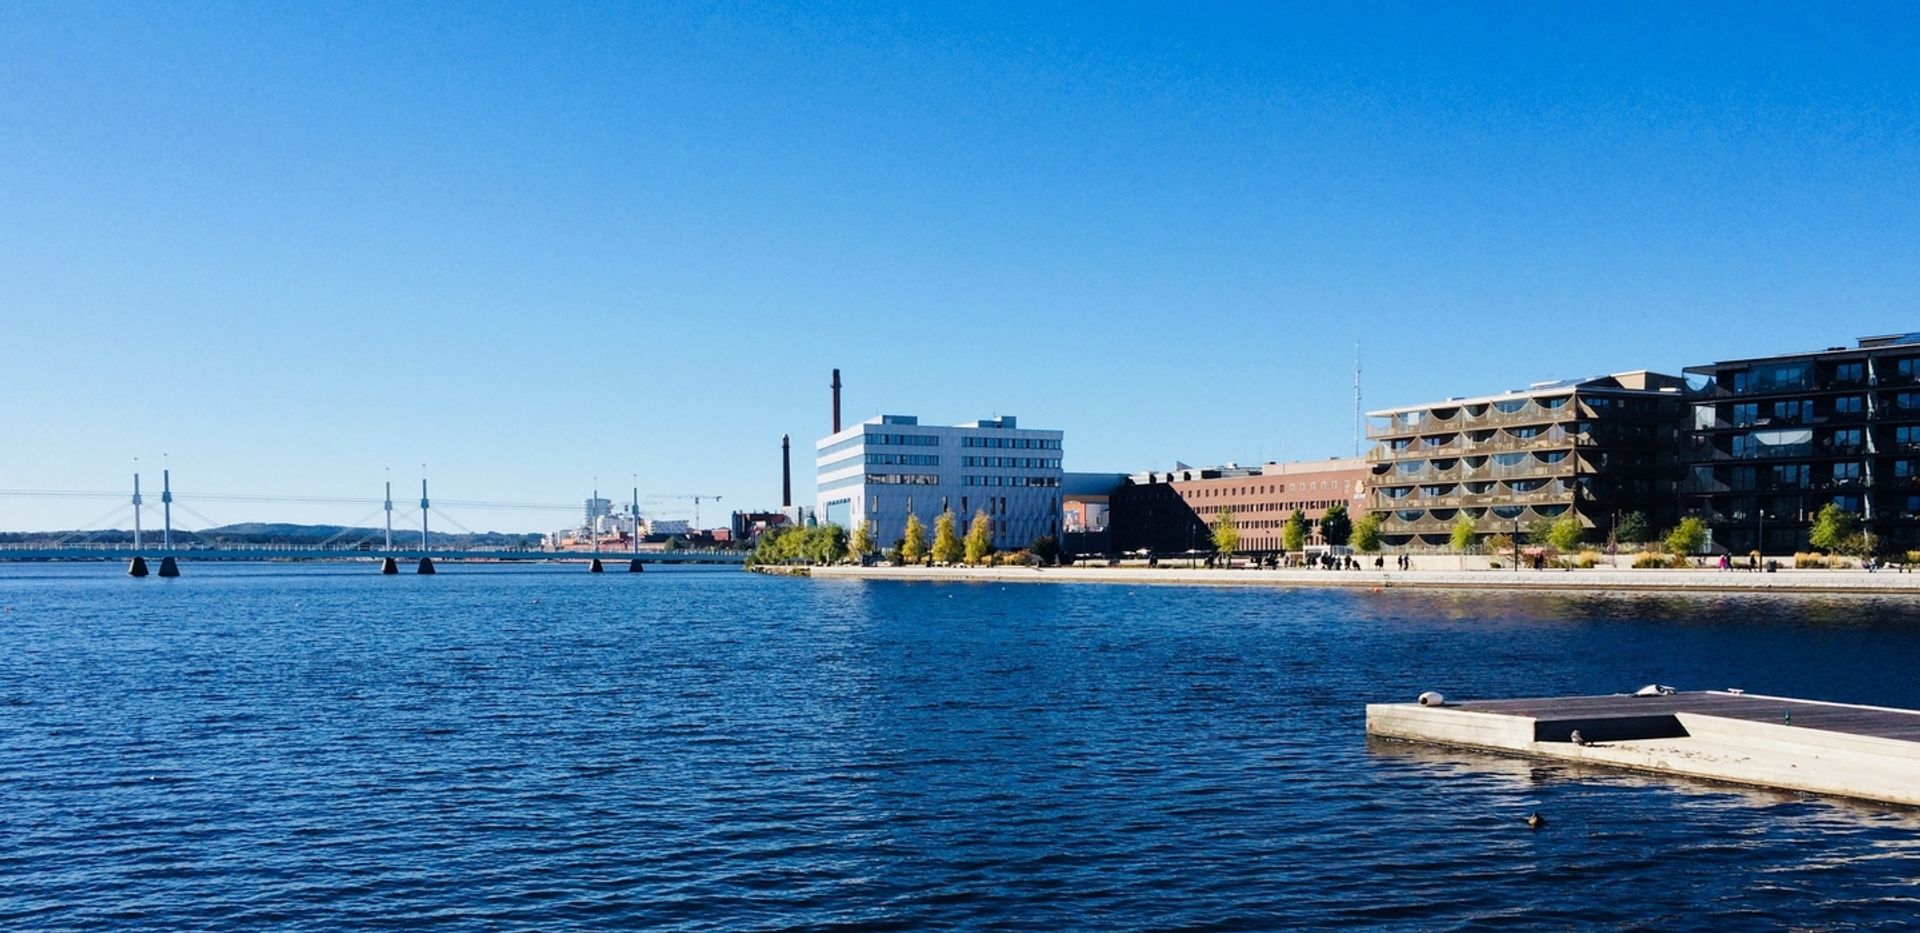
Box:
left=0, top=523, right=543, bottom=549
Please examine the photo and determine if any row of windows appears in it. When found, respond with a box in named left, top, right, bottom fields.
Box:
left=962, top=456, right=1060, bottom=469
left=1179, top=480, right=1359, bottom=498
left=963, top=475, right=1061, bottom=487
left=1207, top=499, right=1349, bottom=515
left=868, top=433, right=942, bottom=447
left=961, top=436, right=1061, bottom=450
left=866, top=472, right=940, bottom=485
left=868, top=495, right=1058, bottom=519
left=867, top=453, right=940, bottom=466
left=1728, top=359, right=1920, bottom=394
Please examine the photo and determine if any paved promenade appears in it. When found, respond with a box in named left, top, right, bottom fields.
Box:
left=807, top=563, right=1920, bottom=593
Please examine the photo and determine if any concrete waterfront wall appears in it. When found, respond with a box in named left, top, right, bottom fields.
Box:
left=805, top=564, right=1920, bottom=594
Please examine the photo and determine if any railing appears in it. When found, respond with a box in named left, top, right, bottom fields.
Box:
left=1370, top=403, right=1576, bottom=438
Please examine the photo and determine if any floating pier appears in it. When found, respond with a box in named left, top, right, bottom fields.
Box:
left=1366, top=690, right=1920, bottom=806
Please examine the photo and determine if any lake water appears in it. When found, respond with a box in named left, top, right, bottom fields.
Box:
left=4, top=563, right=1919, bottom=929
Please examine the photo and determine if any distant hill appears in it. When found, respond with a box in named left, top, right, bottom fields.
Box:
left=0, top=523, right=544, bottom=549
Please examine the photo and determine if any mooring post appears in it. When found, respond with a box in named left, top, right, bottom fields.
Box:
left=128, top=555, right=149, bottom=577
left=157, top=556, right=180, bottom=577
left=628, top=558, right=645, bottom=573
left=417, top=557, right=436, bottom=574
left=380, top=556, right=399, bottom=574
left=590, top=558, right=604, bottom=573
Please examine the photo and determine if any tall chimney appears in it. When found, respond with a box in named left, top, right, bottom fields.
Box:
left=831, top=368, right=842, bottom=434
left=782, top=434, right=792, bottom=508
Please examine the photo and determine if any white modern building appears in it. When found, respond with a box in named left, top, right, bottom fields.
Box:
left=817, top=415, right=1064, bottom=552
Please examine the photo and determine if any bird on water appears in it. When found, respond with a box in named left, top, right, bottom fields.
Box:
left=1526, top=812, right=1546, bottom=829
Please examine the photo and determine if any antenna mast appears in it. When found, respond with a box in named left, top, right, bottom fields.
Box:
left=1352, top=341, right=1363, bottom=457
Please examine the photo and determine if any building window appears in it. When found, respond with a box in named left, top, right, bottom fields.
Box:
left=1835, top=361, right=1865, bottom=383
left=1835, top=396, right=1864, bottom=415
left=1731, top=403, right=1759, bottom=426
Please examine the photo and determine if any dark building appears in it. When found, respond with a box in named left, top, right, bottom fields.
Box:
left=1683, top=333, right=1920, bottom=554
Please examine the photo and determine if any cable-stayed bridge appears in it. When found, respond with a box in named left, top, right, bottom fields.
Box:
left=0, top=471, right=745, bottom=574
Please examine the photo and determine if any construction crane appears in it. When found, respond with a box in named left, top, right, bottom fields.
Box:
left=645, top=493, right=723, bottom=531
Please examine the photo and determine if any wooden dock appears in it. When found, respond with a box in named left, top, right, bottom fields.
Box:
left=1366, top=690, right=1920, bottom=806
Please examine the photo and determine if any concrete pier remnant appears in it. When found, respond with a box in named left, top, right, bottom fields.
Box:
left=628, top=559, right=645, bottom=573
left=157, top=556, right=180, bottom=577
left=417, top=557, right=436, bottom=575
left=128, top=556, right=149, bottom=577
left=380, top=557, right=399, bottom=575
left=1367, top=690, right=1920, bottom=806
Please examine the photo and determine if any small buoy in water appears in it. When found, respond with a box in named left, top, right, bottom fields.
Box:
left=1418, top=691, right=1446, bottom=707
left=1526, top=812, right=1545, bottom=829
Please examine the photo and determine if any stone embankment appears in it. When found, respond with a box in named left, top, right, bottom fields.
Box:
left=802, top=563, right=1920, bottom=594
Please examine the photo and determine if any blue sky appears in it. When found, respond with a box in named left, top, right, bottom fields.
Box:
left=3, top=2, right=1918, bottom=531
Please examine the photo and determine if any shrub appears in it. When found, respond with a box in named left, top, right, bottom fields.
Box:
left=1633, top=552, right=1685, bottom=569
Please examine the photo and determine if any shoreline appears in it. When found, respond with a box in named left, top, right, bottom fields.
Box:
left=795, top=563, right=1920, bottom=594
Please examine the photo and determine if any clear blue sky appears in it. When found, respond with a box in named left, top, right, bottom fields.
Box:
left=3, top=2, right=1918, bottom=532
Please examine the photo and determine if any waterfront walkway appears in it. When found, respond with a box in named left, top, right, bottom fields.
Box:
left=806, top=564, right=1920, bottom=593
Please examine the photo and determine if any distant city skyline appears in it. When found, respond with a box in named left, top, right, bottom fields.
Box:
left=4, top=3, right=1917, bottom=531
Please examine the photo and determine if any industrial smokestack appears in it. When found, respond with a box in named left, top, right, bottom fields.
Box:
left=782, top=434, right=792, bottom=508
left=831, top=368, right=842, bottom=434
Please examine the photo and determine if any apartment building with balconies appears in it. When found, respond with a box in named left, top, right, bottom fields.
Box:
left=1365, top=372, right=1689, bottom=549
left=1682, top=333, right=1920, bottom=554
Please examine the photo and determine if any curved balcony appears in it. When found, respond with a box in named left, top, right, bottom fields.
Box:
left=1380, top=503, right=1581, bottom=535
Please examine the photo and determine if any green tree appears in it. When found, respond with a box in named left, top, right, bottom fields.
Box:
left=1211, top=507, right=1240, bottom=561
left=745, top=526, right=786, bottom=566
left=901, top=512, right=929, bottom=565
left=1281, top=509, right=1309, bottom=552
left=1547, top=516, right=1584, bottom=553
left=1526, top=519, right=1555, bottom=547
left=1663, top=516, right=1708, bottom=557
left=806, top=524, right=848, bottom=565
left=1808, top=503, right=1859, bottom=553
left=1031, top=534, right=1061, bottom=565
left=931, top=510, right=963, bottom=564
left=848, top=522, right=874, bottom=562
left=1320, top=503, right=1353, bottom=547
left=1615, top=510, right=1652, bottom=545
left=1449, top=514, right=1477, bottom=554
left=1350, top=513, right=1383, bottom=553
left=1487, top=532, right=1515, bottom=564
left=964, top=510, right=994, bottom=565
left=1838, top=530, right=1878, bottom=560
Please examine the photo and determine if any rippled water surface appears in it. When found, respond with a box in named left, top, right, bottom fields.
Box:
left=5, top=564, right=1920, bottom=929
